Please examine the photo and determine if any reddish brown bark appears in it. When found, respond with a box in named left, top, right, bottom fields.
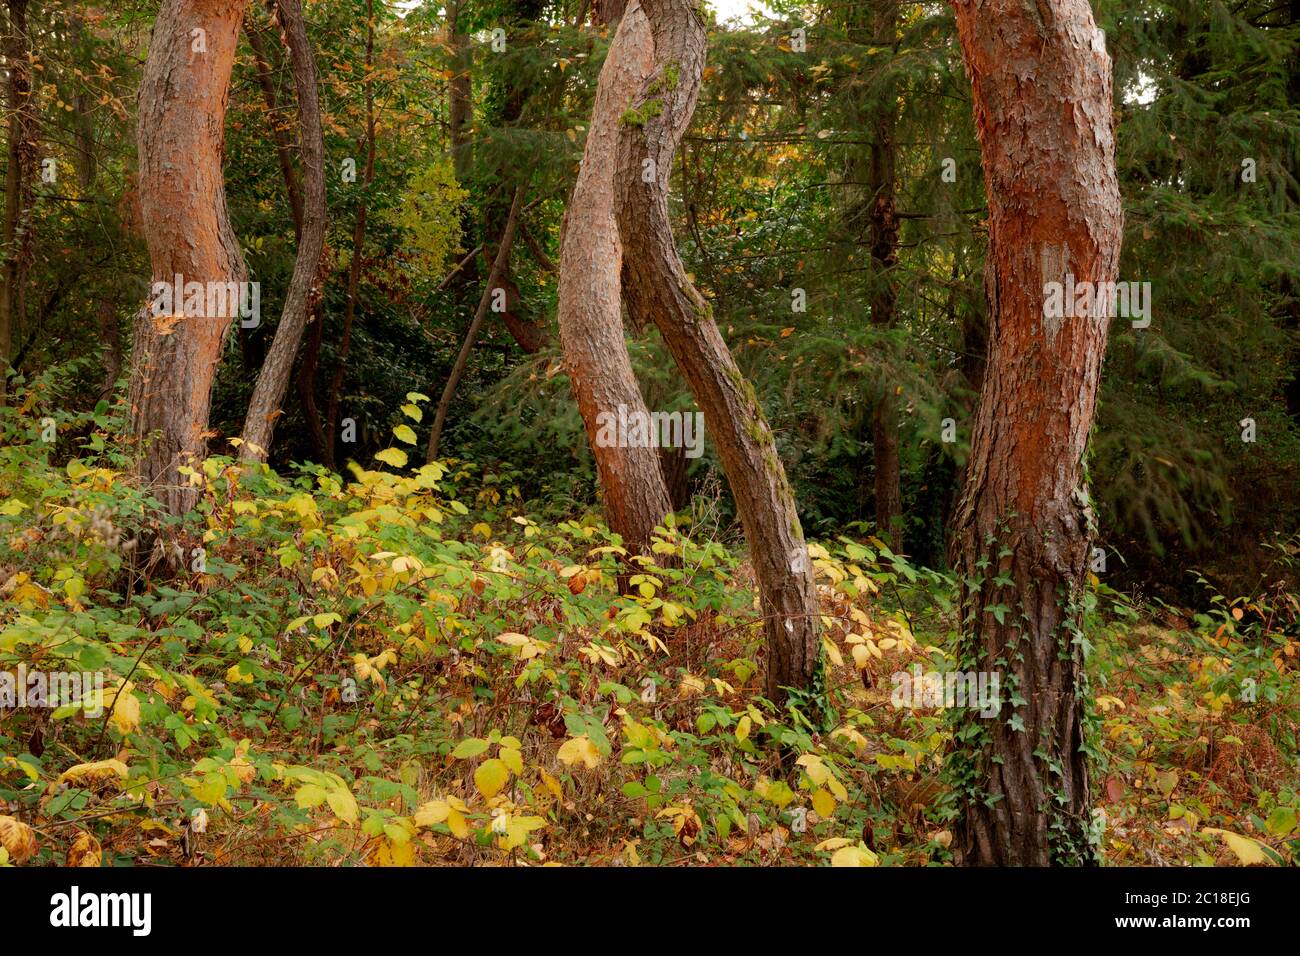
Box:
left=592, top=0, right=627, bottom=25
left=558, top=0, right=672, bottom=556
left=129, top=0, right=250, bottom=516
left=947, top=0, right=1123, bottom=865
left=616, top=0, right=821, bottom=707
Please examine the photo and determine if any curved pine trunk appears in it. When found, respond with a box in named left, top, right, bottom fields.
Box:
left=947, top=0, right=1123, bottom=866
left=129, top=0, right=249, bottom=516
left=615, top=0, right=821, bottom=707
left=558, top=1, right=672, bottom=556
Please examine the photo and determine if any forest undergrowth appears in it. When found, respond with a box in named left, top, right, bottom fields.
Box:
left=1, top=380, right=1297, bottom=867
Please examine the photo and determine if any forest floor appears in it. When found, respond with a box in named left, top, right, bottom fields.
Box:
left=1, top=406, right=1297, bottom=867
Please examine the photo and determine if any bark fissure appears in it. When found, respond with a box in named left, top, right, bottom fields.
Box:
left=128, top=0, right=250, bottom=516
left=558, top=1, right=673, bottom=556
left=946, top=0, right=1123, bottom=866
left=615, top=0, right=821, bottom=707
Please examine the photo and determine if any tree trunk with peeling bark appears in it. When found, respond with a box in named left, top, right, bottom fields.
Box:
left=558, top=1, right=672, bottom=556
left=615, top=0, right=821, bottom=707
left=946, top=0, right=1123, bottom=866
left=239, top=0, right=326, bottom=462
left=129, top=0, right=249, bottom=516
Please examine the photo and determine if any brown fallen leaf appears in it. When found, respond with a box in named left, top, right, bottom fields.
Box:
left=0, top=814, right=38, bottom=864
left=67, top=831, right=102, bottom=868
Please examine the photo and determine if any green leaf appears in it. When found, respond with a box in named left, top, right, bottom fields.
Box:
left=326, top=787, right=359, bottom=824
left=1265, top=806, right=1297, bottom=837
left=450, top=738, right=490, bottom=759
left=295, top=783, right=328, bottom=810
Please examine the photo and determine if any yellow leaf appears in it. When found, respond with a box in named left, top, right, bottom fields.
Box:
left=1156, top=769, right=1179, bottom=797
left=474, top=758, right=510, bottom=798
left=814, top=837, right=853, bottom=851
left=500, top=747, right=524, bottom=776
left=59, top=759, right=129, bottom=787
left=796, top=753, right=829, bottom=786
left=446, top=807, right=469, bottom=839
left=831, top=843, right=879, bottom=867
left=393, top=424, right=417, bottom=445
left=325, top=785, right=358, bottom=824
left=414, top=800, right=450, bottom=828
left=371, top=836, right=415, bottom=866
left=735, top=715, right=752, bottom=743
left=822, top=634, right=844, bottom=665
left=557, top=735, right=602, bottom=769
left=811, top=788, right=836, bottom=818
left=1204, top=828, right=1272, bottom=865
left=105, top=682, right=141, bottom=734
left=540, top=768, right=563, bottom=801
left=500, top=814, right=546, bottom=851
left=677, top=674, right=706, bottom=698
left=375, top=447, right=408, bottom=468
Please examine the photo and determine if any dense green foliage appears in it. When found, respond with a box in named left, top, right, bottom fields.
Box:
left=1, top=391, right=1296, bottom=865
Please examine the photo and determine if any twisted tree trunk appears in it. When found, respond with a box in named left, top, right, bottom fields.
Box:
left=615, top=0, right=821, bottom=707
left=240, top=0, right=327, bottom=461
left=947, top=0, right=1123, bottom=866
left=558, top=0, right=672, bottom=556
left=129, top=0, right=250, bottom=516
